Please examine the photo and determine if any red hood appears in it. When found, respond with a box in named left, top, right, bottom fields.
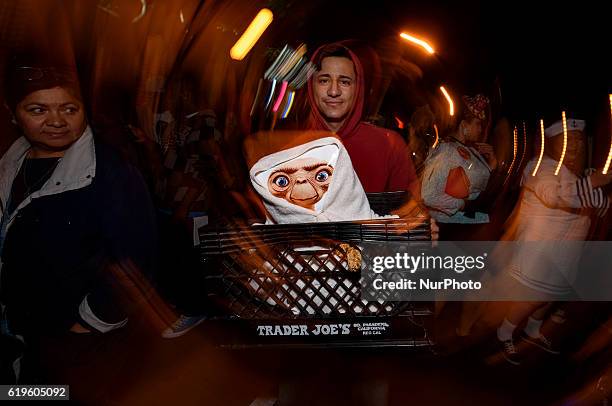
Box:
left=307, top=42, right=365, bottom=140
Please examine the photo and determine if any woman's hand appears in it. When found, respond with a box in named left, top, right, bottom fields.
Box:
left=474, top=143, right=498, bottom=170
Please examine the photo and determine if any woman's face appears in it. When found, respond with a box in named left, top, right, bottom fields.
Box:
left=15, top=86, right=86, bottom=156
left=462, top=118, right=483, bottom=143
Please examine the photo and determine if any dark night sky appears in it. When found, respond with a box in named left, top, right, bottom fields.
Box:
left=284, top=0, right=611, bottom=122
left=3, top=0, right=608, bottom=141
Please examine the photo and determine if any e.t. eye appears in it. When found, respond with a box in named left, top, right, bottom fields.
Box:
left=273, top=175, right=290, bottom=188
left=315, top=170, right=330, bottom=182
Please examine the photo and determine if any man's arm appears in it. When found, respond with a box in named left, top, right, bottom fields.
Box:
left=523, top=167, right=611, bottom=210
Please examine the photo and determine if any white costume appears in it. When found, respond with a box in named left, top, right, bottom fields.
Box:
left=250, top=136, right=383, bottom=223
left=509, top=119, right=609, bottom=296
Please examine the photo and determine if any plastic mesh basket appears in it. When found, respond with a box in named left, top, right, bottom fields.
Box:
left=200, top=218, right=431, bottom=320
left=365, top=191, right=409, bottom=215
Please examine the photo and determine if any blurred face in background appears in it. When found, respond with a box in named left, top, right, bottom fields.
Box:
left=546, top=130, right=586, bottom=174
left=460, top=117, right=484, bottom=143
left=408, top=127, right=431, bottom=172
left=15, top=86, right=86, bottom=157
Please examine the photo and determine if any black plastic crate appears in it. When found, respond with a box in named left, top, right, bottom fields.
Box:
left=198, top=217, right=435, bottom=348
left=365, top=191, right=409, bottom=215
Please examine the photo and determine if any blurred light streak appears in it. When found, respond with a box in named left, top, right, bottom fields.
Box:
left=264, top=44, right=315, bottom=88
left=97, top=3, right=119, bottom=17
left=230, top=8, right=273, bottom=61
left=272, top=81, right=288, bottom=113
left=394, top=116, right=404, bottom=129
left=603, top=95, right=612, bottom=174
left=507, top=126, right=518, bottom=175
left=432, top=124, right=439, bottom=149
left=532, top=119, right=545, bottom=176
left=250, top=79, right=264, bottom=116
left=289, top=62, right=316, bottom=89
left=439, top=86, right=454, bottom=116
left=132, top=0, right=147, bottom=23
left=399, top=32, right=435, bottom=54
left=281, top=91, right=295, bottom=119
left=277, top=44, right=306, bottom=79
left=518, top=121, right=528, bottom=169
left=554, top=111, right=568, bottom=176
left=180, top=10, right=185, bottom=24
left=264, top=79, right=277, bottom=109
left=265, top=45, right=290, bottom=79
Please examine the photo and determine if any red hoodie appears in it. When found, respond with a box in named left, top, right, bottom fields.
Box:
left=307, top=42, right=419, bottom=197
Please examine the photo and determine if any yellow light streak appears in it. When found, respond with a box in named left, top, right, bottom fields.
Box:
left=532, top=119, right=546, bottom=176
left=554, top=111, right=568, bottom=176
left=400, top=32, right=435, bottom=54
left=439, top=86, right=454, bottom=117
left=230, top=9, right=273, bottom=61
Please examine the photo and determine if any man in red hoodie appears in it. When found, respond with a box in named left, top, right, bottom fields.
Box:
left=307, top=42, right=419, bottom=198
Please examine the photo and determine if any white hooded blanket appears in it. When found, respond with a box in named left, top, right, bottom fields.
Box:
left=249, top=136, right=382, bottom=224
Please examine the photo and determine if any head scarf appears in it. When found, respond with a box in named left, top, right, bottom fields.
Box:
left=462, top=94, right=489, bottom=121
left=5, top=65, right=81, bottom=110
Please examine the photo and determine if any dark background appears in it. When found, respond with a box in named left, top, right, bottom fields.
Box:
left=1, top=0, right=610, bottom=156
left=290, top=0, right=611, bottom=120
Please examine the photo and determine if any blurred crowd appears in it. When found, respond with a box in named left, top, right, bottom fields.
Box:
left=0, top=1, right=610, bottom=405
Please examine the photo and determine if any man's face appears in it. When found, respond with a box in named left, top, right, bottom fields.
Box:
left=15, top=86, right=86, bottom=155
left=313, top=56, right=356, bottom=129
left=547, top=130, right=586, bottom=173
left=268, top=157, right=333, bottom=210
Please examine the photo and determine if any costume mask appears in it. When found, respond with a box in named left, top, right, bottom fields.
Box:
left=267, top=157, right=333, bottom=210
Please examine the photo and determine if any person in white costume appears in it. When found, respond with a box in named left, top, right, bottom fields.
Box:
left=495, top=117, right=612, bottom=365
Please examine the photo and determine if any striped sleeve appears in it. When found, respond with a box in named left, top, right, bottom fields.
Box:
left=576, top=176, right=608, bottom=209
left=597, top=194, right=610, bottom=218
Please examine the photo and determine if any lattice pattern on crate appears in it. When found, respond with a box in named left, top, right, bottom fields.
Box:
left=200, top=219, right=431, bottom=256
left=209, top=244, right=412, bottom=319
